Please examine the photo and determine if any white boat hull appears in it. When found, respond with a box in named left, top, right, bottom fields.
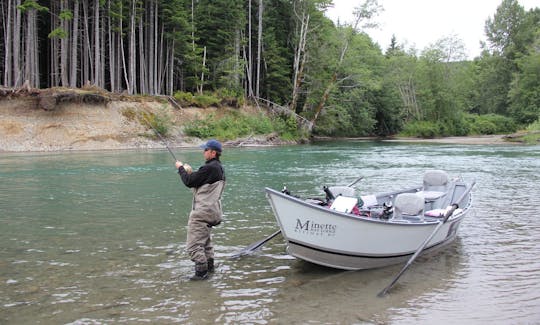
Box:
left=265, top=184, right=472, bottom=270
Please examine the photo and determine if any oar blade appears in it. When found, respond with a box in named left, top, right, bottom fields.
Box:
left=231, top=230, right=281, bottom=258
left=377, top=181, right=476, bottom=297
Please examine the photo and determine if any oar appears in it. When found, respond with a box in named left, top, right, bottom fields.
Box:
left=231, top=176, right=364, bottom=258
left=347, top=176, right=364, bottom=188
left=230, top=230, right=282, bottom=258
left=377, top=180, right=476, bottom=297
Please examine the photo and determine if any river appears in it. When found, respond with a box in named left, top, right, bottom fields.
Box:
left=1, top=141, right=539, bottom=324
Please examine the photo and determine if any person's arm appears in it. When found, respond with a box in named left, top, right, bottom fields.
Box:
left=178, top=162, right=209, bottom=188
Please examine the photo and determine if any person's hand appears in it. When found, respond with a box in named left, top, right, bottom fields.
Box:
left=175, top=161, right=183, bottom=169
left=183, top=164, right=193, bottom=174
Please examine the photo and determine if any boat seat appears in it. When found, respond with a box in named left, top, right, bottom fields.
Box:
left=393, top=192, right=425, bottom=221
left=328, top=186, right=356, bottom=197
left=423, top=170, right=450, bottom=209
left=423, top=170, right=449, bottom=192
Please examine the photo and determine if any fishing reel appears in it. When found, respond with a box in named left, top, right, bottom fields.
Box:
left=323, top=185, right=335, bottom=202
left=281, top=186, right=291, bottom=195
left=381, top=201, right=393, bottom=219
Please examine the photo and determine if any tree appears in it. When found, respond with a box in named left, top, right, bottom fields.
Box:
left=310, top=0, right=381, bottom=126
left=508, top=8, right=540, bottom=124
left=478, top=0, right=527, bottom=117
left=484, top=0, right=526, bottom=56
left=194, top=0, right=244, bottom=91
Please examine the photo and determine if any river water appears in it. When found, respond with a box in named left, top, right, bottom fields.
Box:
left=1, top=141, right=539, bottom=324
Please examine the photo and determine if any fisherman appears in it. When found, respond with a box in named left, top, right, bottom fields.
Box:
left=175, top=139, right=226, bottom=280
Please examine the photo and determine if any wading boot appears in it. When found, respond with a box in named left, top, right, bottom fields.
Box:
left=190, top=262, right=208, bottom=281
left=207, top=258, right=215, bottom=273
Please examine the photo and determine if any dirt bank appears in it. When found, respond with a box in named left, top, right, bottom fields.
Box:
left=0, top=89, right=294, bottom=152
left=0, top=91, right=215, bottom=152
left=0, top=89, right=521, bottom=152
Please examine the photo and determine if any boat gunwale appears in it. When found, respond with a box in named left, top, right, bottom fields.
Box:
left=264, top=186, right=470, bottom=227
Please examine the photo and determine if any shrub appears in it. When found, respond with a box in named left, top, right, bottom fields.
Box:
left=465, top=114, right=517, bottom=134
left=173, top=90, right=246, bottom=108
left=192, top=94, right=220, bottom=108
left=173, top=91, right=194, bottom=106
left=400, top=121, right=441, bottom=138
left=183, top=111, right=300, bottom=141
left=215, top=88, right=245, bottom=108
left=526, top=118, right=540, bottom=132
left=137, top=110, right=171, bottom=137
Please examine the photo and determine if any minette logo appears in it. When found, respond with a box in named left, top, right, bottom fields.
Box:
left=295, top=219, right=336, bottom=236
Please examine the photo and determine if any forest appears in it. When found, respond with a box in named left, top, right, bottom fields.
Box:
left=1, top=0, right=539, bottom=138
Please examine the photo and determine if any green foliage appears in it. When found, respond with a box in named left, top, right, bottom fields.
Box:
left=59, top=10, right=73, bottom=20
left=173, top=91, right=194, bottom=106
left=526, top=118, right=540, bottom=132
left=400, top=121, right=443, bottom=138
left=48, top=28, right=68, bottom=39
left=519, top=119, right=540, bottom=144
left=18, top=0, right=49, bottom=13
left=271, top=114, right=300, bottom=141
left=508, top=49, right=540, bottom=124
left=173, top=91, right=230, bottom=108
left=6, top=0, right=539, bottom=143
left=125, top=106, right=172, bottom=137
left=519, top=133, right=540, bottom=144
left=194, top=0, right=245, bottom=91
left=183, top=111, right=300, bottom=141
left=400, top=113, right=517, bottom=138
left=214, top=88, right=245, bottom=108
left=465, top=113, right=517, bottom=134
left=193, top=94, right=220, bottom=108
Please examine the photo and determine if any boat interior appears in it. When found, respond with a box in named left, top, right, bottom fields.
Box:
left=304, top=170, right=470, bottom=224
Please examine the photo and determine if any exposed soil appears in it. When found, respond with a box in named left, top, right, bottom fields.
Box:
left=0, top=87, right=523, bottom=152
left=0, top=88, right=290, bottom=152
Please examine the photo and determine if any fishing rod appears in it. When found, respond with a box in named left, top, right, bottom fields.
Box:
left=142, top=115, right=178, bottom=162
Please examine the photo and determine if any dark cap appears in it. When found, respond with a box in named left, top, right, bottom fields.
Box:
left=200, top=139, right=222, bottom=152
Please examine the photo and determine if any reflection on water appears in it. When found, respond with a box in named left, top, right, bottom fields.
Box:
left=1, top=142, right=539, bottom=324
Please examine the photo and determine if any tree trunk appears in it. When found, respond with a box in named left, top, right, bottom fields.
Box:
left=3, top=0, right=13, bottom=86
left=290, top=11, right=309, bottom=113
left=157, top=24, right=164, bottom=93
left=107, top=0, right=115, bottom=92
left=24, top=7, right=39, bottom=87
left=138, top=7, right=147, bottom=94
left=93, top=0, right=100, bottom=86
left=246, top=0, right=253, bottom=97
left=82, top=1, right=91, bottom=85
left=149, top=0, right=156, bottom=94
left=128, top=0, right=136, bottom=94
left=168, top=39, right=175, bottom=96
left=199, top=46, right=206, bottom=94
left=13, top=0, right=21, bottom=86
left=120, top=11, right=130, bottom=93
left=49, top=0, right=59, bottom=86
left=70, top=0, right=80, bottom=88
left=256, top=0, right=263, bottom=97
left=60, top=0, right=69, bottom=86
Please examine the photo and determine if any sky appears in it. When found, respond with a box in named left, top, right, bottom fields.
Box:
left=325, top=0, right=539, bottom=59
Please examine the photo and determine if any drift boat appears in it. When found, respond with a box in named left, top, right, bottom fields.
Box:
left=265, top=170, right=474, bottom=270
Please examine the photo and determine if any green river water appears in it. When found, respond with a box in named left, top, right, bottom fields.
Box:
left=1, top=141, right=539, bottom=324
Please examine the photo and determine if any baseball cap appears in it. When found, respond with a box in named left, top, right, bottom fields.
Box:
left=200, top=139, right=222, bottom=152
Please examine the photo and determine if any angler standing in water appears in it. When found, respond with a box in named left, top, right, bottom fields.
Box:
left=175, top=139, right=226, bottom=280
